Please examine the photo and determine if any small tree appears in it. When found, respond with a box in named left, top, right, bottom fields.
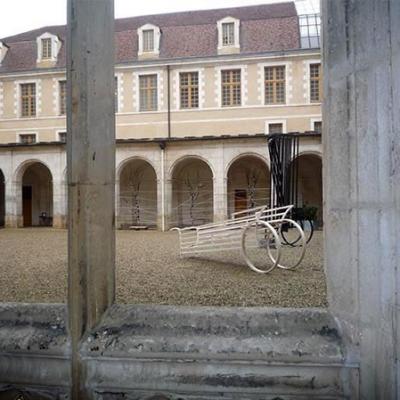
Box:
left=245, top=167, right=261, bottom=208
left=126, top=165, right=145, bottom=226
left=183, top=170, right=202, bottom=226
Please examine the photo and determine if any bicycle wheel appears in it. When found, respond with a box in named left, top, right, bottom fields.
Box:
left=241, top=220, right=282, bottom=274
left=271, top=219, right=307, bottom=270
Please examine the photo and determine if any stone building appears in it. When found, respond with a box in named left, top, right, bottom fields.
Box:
left=0, top=2, right=322, bottom=229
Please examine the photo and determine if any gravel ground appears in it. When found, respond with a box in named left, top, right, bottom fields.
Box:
left=0, top=228, right=327, bottom=307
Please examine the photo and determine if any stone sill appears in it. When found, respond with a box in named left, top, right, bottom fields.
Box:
left=0, top=303, right=357, bottom=399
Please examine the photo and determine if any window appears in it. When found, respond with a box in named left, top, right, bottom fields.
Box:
left=58, top=131, right=67, bottom=143
left=221, top=69, right=241, bottom=107
left=41, top=38, right=52, bottom=59
left=222, top=23, right=235, bottom=46
left=115, top=77, right=119, bottom=113
left=180, top=72, right=199, bottom=109
left=265, top=66, right=286, bottom=104
left=217, top=17, right=240, bottom=51
left=313, top=121, right=322, bottom=133
left=59, top=80, right=67, bottom=115
left=137, top=24, right=160, bottom=57
left=19, top=134, right=37, bottom=144
left=310, top=63, right=322, bottom=102
left=142, top=30, right=155, bottom=52
left=268, top=123, right=283, bottom=134
left=20, top=83, right=36, bottom=117
left=139, top=74, right=158, bottom=111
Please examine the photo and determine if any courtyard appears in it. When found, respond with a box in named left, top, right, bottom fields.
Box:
left=0, top=228, right=326, bottom=307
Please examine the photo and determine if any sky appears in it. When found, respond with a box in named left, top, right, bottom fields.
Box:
left=0, top=0, right=319, bottom=39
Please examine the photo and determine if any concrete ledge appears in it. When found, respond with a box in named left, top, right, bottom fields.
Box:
left=0, top=304, right=70, bottom=396
left=82, top=305, right=357, bottom=399
left=0, top=304, right=358, bottom=399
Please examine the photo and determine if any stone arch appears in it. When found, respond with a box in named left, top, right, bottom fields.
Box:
left=170, top=156, right=214, bottom=227
left=117, top=156, right=158, bottom=181
left=16, top=161, right=54, bottom=227
left=293, top=153, right=323, bottom=226
left=168, top=154, right=215, bottom=181
left=0, top=169, right=5, bottom=227
left=227, top=154, right=271, bottom=217
left=118, top=158, right=158, bottom=228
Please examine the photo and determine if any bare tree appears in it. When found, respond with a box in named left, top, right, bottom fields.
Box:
left=245, top=167, right=261, bottom=208
left=126, top=165, right=145, bottom=226
left=183, top=170, right=202, bottom=226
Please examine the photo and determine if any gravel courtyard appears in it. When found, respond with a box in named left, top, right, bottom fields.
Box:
left=0, top=228, right=327, bottom=307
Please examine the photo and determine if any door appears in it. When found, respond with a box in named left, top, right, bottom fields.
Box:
left=234, top=189, right=248, bottom=214
left=23, top=186, right=32, bottom=227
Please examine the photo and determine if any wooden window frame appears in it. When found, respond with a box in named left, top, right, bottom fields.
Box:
left=20, top=83, right=36, bottom=118
left=221, top=69, right=241, bottom=107
left=59, top=80, right=67, bottom=116
left=310, top=63, right=322, bottom=103
left=180, top=71, right=199, bottom=109
left=19, top=133, right=37, bottom=144
left=264, top=65, right=286, bottom=105
left=222, top=22, right=235, bottom=46
left=142, top=29, right=155, bottom=53
left=139, top=74, right=158, bottom=112
left=41, top=38, right=52, bottom=59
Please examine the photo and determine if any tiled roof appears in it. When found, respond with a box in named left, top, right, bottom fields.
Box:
left=0, top=3, right=300, bottom=73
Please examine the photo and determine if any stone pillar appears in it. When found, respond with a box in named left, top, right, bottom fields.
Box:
left=5, top=180, right=18, bottom=228
left=322, top=1, right=399, bottom=398
left=164, top=178, right=173, bottom=229
left=213, top=175, right=228, bottom=222
left=53, top=179, right=66, bottom=228
left=67, top=0, right=115, bottom=398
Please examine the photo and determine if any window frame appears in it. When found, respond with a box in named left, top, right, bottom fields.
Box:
left=137, top=24, right=161, bottom=57
left=310, top=118, right=322, bottom=133
left=138, top=73, right=159, bottom=112
left=56, top=130, right=67, bottom=143
left=20, top=82, right=37, bottom=118
left=259, top=62, right=290, bottom=106
left=264, top=65, right=287, bottom=105
left=58, top=80, right=67, bottom=116
left=18, top=132, right=38, bottom=144
left=265, top=119, right=287, bottom=135
left=36, top=32, right=60, bottom=63
left=310, top=63, right=322, bottom=103
left=305, top=59, right=322, bottom=103
left=217, top=66, right=245, bottom=108
left=142, top=29, right=155, bottom=53
left=179, top=71, right=200, bottom=110
left=41, top=38, right=52, bottom=60
left=217, top=17, right=240, bottom=51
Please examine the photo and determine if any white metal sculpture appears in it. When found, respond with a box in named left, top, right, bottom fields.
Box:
left=172, top=205, right=307, bottom=274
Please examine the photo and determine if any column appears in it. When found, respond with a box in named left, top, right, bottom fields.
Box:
left=322, top=1, right=399, bottom=398
left=67, top=0, right=115, bottom=398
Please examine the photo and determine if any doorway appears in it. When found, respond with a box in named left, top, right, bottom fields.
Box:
left=23, top=186, right=32, bottom=227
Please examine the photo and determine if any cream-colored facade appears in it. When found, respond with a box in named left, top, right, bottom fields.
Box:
left=0, top=12, right=322, bottom=230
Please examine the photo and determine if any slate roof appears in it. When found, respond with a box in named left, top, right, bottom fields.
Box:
left=0, top=2, right=300, bottom=73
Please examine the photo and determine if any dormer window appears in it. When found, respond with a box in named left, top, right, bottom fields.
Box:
left=36, top=32, right=61, bottom=63
left=222, top=22, right=235, bottom=46
left=41, top=38, right=52, bottom=59
left=0, top=41, right=8, bottom=66
left=138, top=24, right=161, bottom=59
left=217, top=17, right=240, bottom=54
left=142, top=30, right=155, bottom=52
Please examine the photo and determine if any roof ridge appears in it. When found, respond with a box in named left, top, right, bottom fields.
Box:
left=1, top=2, right=296, bottom=42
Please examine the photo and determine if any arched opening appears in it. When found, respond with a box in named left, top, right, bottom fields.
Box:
left=227, top=155, right=270, bottom=217
left=119, top=158, right=157, bottom=228
left=0, top=169, right=5, bottom=227
left=294, top=154, right=323, bottom=226
left=171, top=157, right=213, bottom=227
left=21, top=162, right=53, bottom=227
